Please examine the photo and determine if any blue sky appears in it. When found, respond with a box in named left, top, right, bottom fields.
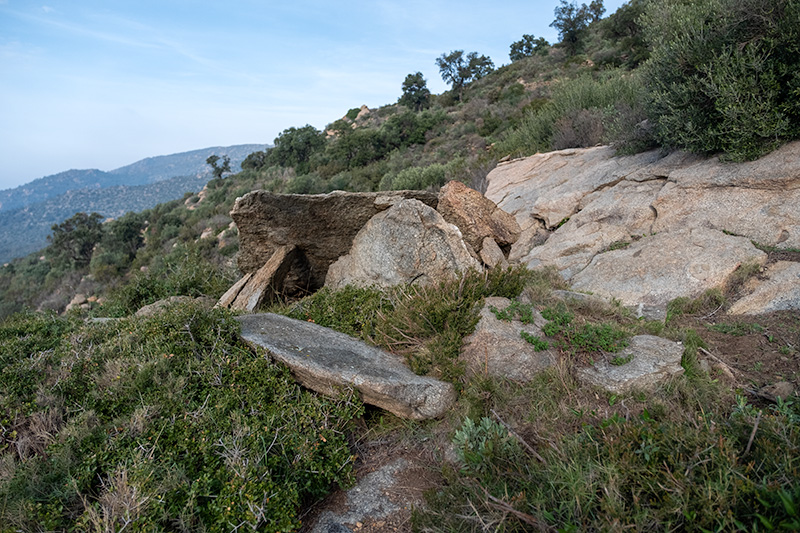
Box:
left=0, top=0, right=625, bottom=189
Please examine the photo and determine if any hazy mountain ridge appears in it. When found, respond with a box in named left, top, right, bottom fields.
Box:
left=0, top=144, right=268, bottom=263
left=0, top=174, right=212, bottom=264
left=0, top=144, right=267, bottom=213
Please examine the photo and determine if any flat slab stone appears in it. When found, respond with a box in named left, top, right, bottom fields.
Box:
left=570, top=227, right=767, bottom=320
left=460, top=297, right=555, bottom=382
left=577, top=335, right=684, bottom=394
left=237, top=313, right=455, bottom=420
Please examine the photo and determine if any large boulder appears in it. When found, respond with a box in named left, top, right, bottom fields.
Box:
left=485, top=146, right=663, bottom=230
left=325, top=199, right=481, bottom=289
left=570, top=228, right=767, bottom=319
left=486, top=141, right=800, bottom=315
left=437, top=180, right=520, bottom=252
left=460, top=297, right=556, bottom=382
left=231, top=190, right=438, bottom=292
left=237, top=313, right=455, bottom=420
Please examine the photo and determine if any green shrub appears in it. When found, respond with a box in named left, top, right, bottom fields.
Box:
left=0, top=306, right=363, bottom=531
left=495, top=72, right=649, bottom=157
left=452, top=417, right=520, bottom=474
left=640, top=0, right=800, bottom=161
left=103, top=243, right=234, bottom=316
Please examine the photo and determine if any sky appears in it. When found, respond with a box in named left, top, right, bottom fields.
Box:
left=0, top=0, right=626, bottom=190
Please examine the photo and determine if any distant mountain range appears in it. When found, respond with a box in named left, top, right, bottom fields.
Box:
left=0, top=144, right=267, bottom=263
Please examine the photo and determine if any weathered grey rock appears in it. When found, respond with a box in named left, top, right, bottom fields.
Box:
left=237, top=313, right=456, bottom=420
left=232, top=190, right=438, bottom=290
left=325, top=199, right=481, bottom=289
left=485, top=146, right=663, bottom=230
left=135, top=296, right=216, bottom=317
left=217, top=245, right=297, bottom=311
left=665, top=140, right=800, bottom=189
left=310, top=458, right=407, bottom=533
left=570, top=228, right=767, bottom=320
left=479, top=237, right=508, bottom=269
left=487, top=141, right=800, bottom=318
left=652, top=183, right=800, bottom=249
left=728, top=261, right=800, bottom=315
left=577, top=335, right=684, bottom=394
left=515, top=220, right=633, bottom=279
left=437, top=180, right=520, bottom=251
left=460, top=297, right=556, bottom=382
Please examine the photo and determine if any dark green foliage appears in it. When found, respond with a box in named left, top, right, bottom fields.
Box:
left=490, top=300, right=536, bottom=324
left=0, top=305, right=362, bottom=530
left=436, top=50, right=495, bottom=101
left=520, top=331, right=550, bottom=351
left=596, top=0, right=650, bottom=68
left=103, top=243, right=234, bottom=316
left=89, top=211, right=145, bottom=280
left=641, top=0, right=800, bottom=161
left=509, top=34, right=550, bottom=61
left=382, top=109, right=444, bottom=148
left=46, top=212, right=104, bottom=269
left=283, top=285, right=391, bottom=340
left=205, top=154, right=231, bottom=179
left=495, top=72, right=651, bottom=157
left=345, top=107, right=361, bottom=121
left=266, top=125, right=326, bottom=174
left=540, top=304, right=629, bottom=352
left=550, top=0, right=604, bottom=56
left=398, top=72, right=431, bottom=111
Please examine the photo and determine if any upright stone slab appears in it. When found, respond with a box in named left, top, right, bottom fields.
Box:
left=221, top=245, right=297, bottom=311
left=237, top=313, right=456, bottom=420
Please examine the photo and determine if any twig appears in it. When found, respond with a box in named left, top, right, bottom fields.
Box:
left=701, top=303, right=724, bottom=319
left=491, top=409, right=546, bottom=464
left=481, top=487, right=555, bottom=532
left=699, top=347, right=743, bottom=375
left=744, top=410, right=762, bottom=456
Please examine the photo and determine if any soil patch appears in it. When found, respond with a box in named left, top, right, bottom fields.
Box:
left=673, top=309, right=800, bottom=394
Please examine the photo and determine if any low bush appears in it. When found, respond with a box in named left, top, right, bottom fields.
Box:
left=0, top=305, right=363, bottom=531
left=640, top=0, right=800, bottom=161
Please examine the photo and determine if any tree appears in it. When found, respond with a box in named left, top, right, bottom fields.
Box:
left=436, top=50, right=495, bottom=101
left=241, top=150, right=269, bottom=171
left=267, top=125, right=326, bottom=174
left=550, top=0, right=603, bottom=56
left=398, top=72, right=431, bottom=111
left=509, top=34, right=551, bottom=61
left=47, top=212, right=104, bottom=268
left=597, top=0, right=649, bottom=68
left=205, top=155, right=231, bottom=179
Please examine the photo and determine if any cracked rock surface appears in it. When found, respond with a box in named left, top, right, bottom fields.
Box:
left=486, top=142, right=800, bottom=317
